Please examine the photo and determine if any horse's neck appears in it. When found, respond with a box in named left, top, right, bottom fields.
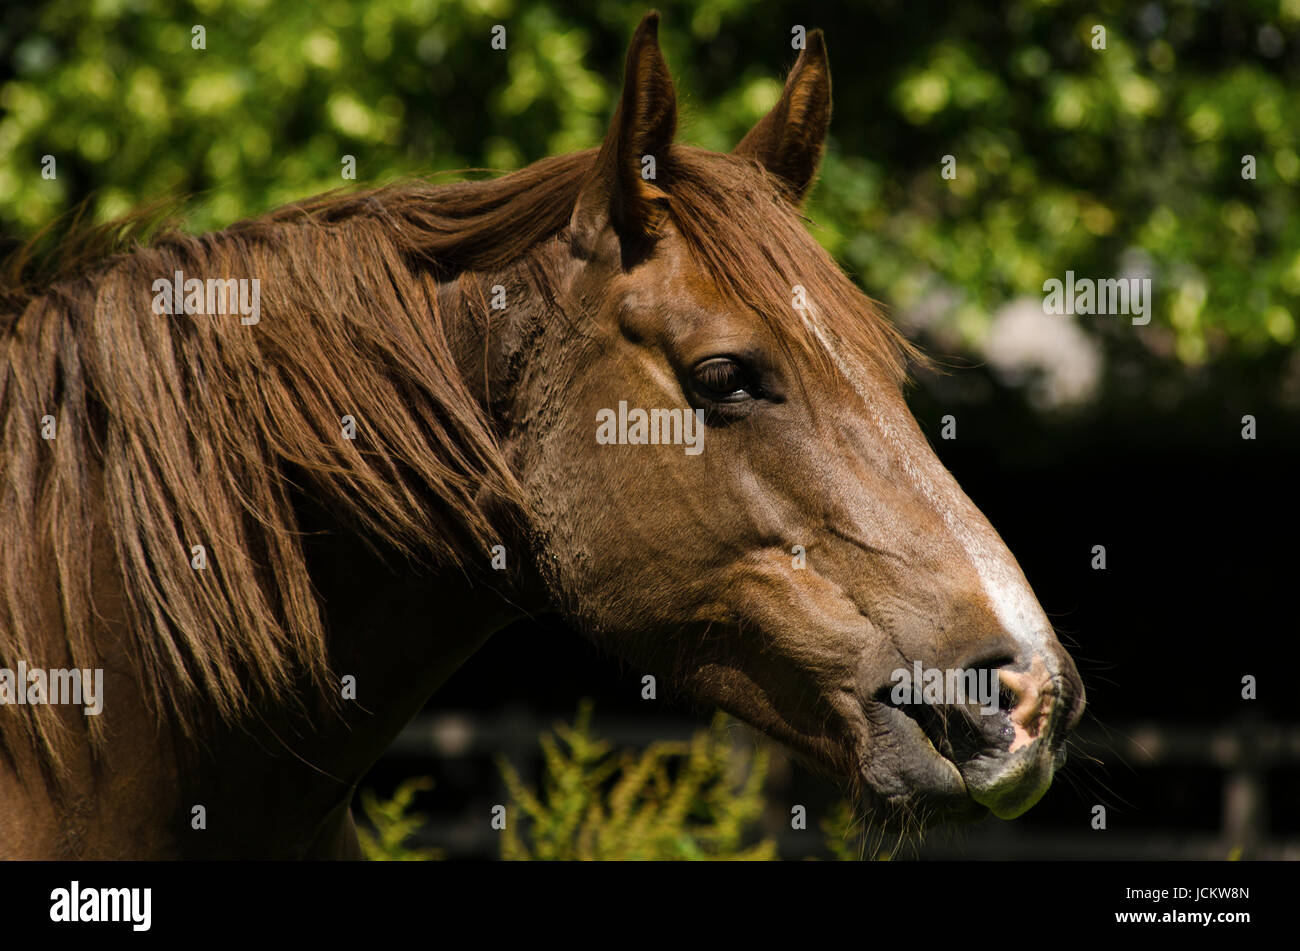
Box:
left=6, top=518, right=523, bottom=859
left=192, top=486, right=530, bottom=856
left=289, top=493, right=526, bottom=781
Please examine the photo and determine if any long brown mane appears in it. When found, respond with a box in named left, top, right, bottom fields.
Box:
left=0, top=144, right=918, bottom=768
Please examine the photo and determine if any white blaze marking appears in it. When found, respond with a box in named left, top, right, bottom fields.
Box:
left=799, top=309, right=1051, bottom=657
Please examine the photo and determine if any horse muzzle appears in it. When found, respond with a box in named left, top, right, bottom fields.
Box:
left=864, top=647, right=1086, bottom=822
left=957, top=651, right=1086, bottom=818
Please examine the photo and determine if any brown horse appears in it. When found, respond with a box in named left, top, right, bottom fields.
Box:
left=0, top=14, right=1083, bottom=858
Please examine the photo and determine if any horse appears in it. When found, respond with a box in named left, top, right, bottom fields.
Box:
left=0, top=13, right=1084, bottom=858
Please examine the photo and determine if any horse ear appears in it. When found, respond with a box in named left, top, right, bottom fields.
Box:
left=571, top=12, right=677, bottom=255
left=734, top=30, right=831, bottom=204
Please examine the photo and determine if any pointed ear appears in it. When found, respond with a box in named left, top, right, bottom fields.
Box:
left=571, top=12, right=677, bottom=255
left=734, top=30, right=831, bottom=204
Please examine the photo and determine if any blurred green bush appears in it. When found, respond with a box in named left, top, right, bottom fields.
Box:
left=357, top=702, right=873, bottom=860
left=357, top=777, right=444, bottom=860
left=497, top=701, right=775, bottom=860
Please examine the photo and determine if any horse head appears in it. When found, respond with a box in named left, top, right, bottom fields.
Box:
left=505, top=14, right=1085, bottom=828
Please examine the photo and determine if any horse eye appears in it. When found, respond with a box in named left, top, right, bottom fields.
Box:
left=692, top=357, right=755, bottom=402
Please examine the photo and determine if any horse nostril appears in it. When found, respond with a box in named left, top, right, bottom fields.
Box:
left=996, top=658, right=1058, bottom=753
left=995, top=652, right=1085, bottom=746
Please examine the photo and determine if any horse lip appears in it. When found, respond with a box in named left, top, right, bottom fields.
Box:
left=958, top=739, right=1057, bottom=819
left=869, top=686, right=964, bottom=764
left=867, top=699, right=973, bottom=803
left=875, top=693, right=1060, bottom=820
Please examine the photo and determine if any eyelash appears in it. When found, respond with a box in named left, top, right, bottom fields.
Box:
left=692, top=357, right=759, bottom=402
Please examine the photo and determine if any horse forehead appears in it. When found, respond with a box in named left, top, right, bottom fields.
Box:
left=623, top=235, right=722, bottom=305
left=613, top=248, right=738, bottom=335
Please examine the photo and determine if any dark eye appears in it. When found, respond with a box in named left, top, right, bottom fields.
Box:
left=691, top=357, right=756, bottom=403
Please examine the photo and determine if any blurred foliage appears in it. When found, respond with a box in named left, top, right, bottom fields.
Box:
left=354, top=702, right=870, bottom=860
left=498, top=700, right=776, bottom=860
left=821, top=799, right=867, bottom=862
left=356, top=776, right=444, bottom=860
left=2, top=0, right=1296, bottom=396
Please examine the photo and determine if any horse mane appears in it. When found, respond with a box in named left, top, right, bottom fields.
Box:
left=0, top=144, right=919, bottom=768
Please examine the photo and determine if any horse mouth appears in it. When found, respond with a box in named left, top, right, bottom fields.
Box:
left=863, top=695, right=990, bottom=824
left=868, top=683, right=1066, bottom=822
